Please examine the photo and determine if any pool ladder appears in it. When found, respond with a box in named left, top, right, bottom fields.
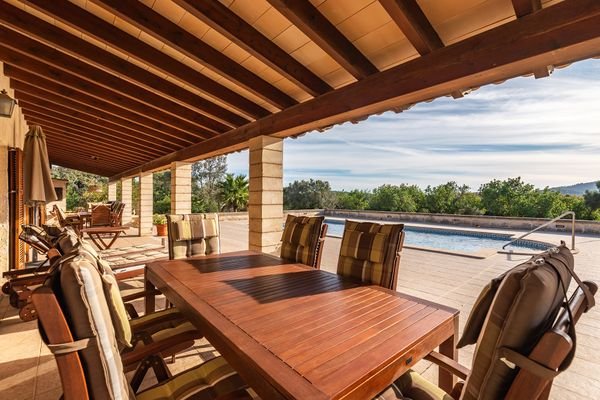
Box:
left=502, top=211, right=576, bottom=252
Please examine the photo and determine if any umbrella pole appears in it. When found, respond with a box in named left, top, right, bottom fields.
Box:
left=31, top=204, right=38, bottom=262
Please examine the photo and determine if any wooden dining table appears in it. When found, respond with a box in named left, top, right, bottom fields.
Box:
left=145, top=250, right=459, bottom=399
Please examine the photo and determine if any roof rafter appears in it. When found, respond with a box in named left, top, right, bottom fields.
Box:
left=90, top=0, right=297, bottom=110
left=110, top=0, right=600, bottom=181
left=21, top=0, right=270, bottom=119
left=173, top=0, right=332, bottom=97
left=0, top=2, right=248, bottom=128
left=511, top=0, right=551, bottom=78
left=265, top=0, right=378, bottom=79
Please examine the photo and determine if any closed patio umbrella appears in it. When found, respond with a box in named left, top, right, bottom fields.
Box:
left=24, top=125, right=57, bottom=224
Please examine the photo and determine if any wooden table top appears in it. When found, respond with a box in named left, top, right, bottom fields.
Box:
left=80, top=226, right=127, bottom=233
left=147, top=251, right=459, bottom=400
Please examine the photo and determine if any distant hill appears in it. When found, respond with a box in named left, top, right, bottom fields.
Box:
left=552, top=180, right=599, bottom=195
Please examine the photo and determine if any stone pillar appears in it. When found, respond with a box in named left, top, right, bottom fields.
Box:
left=121, top=178, right=132, bottom=225
left=108, top=181, right=117, bottom=202
left=170, top=162, right=192, bottom=215
left=139, top=172, right=153, bottom=236
left=248, top=136, right=283, bottom=253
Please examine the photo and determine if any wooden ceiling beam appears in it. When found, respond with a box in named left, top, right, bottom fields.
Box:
left=7, top=68, right=207, bottom=142
left=47, top=157, right=115, bottom=177
left=11, top=78, right=209, bottom=145
left=21, top=0, right=270, bottom=119
left=266, top=0, right=378, bottom=79
left=110, top=0, right=600, bottom=180
left=22, top=111, right=165, bottom=158
left=15, top=91, right=192, bottom=149
left=18, top=100, right=183, bottom=153
left=0, top=2, right=248, bottom=128
left=511, top=0, right=551, bottom=78
left=90, top=0, right=296, bottom=110
left=173, top=0, right=332, bottom=97
left=379, top=0, right=464, bottom=99
left=41, top=146, right=123, bottom=176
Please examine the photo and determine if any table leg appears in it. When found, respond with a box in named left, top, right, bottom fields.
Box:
left=87, top=234, right=105, bottom=250
left=105, top=232, right=121, bottom=249
left=439, top=314, right=459, bottom=394
left=144, top=268, right=156, bottom=314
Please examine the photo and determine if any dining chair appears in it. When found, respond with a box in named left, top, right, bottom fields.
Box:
left=374, top=243, right=597, bottom=400
left=110, top=201, right=126, bottom=226
left=53, top=204, right=82, bottom=233
left=31, top=248, right=255, bottom=400
left=280, top=214, right=328, bottom=268
left=90, top=203, right=112, bottom=226
left=166, top=213, right=221, bottom=260
left=337, top=220, right=405, bottom=290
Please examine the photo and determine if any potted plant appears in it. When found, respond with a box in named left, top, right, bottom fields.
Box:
left=153, top=214, right=167, bottom=236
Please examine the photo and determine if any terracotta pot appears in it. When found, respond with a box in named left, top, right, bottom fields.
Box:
left=155, top=224, right=168, bottom=236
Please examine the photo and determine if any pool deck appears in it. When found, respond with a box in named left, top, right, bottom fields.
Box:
left=1, top=219, right=599, bottom=399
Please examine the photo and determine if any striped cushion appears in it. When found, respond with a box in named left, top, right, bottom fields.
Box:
left=136, top=356, right=251, bottom=400
left=374, top=370, right=453, bottom=400
left=167, top=214, right=220, bottom=260
left=336, top=221, right=404, bottom=290
left=280, top=215, right=324, bottom=267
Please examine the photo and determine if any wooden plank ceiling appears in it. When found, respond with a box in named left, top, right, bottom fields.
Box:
left=0, top=0, right=599, bottom=178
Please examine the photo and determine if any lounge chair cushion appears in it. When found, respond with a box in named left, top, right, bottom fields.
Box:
left=56, top=229, right=80, bottom=254
left=167, top=214, right=220, bottom=260
left=20, top=224, right=54, bottom=253
left=280, top=215, right=324, bottom=266
left=461, top=244, right=573, bottom=400
left=337, top=221, right=405, bottom=290
left=374, top=370, right=453, bottom=400
left=58, top=255, right=130, bottom=400
left=136, top=356, right=252, bottom=400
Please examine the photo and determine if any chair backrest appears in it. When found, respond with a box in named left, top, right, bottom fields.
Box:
left=279, top=214, right=326, bottom=268
left=91, top=204, right=111, bottom=227
left=459, top=244, right=595, bottom=400
left=53, top=204, right=68, bottom=226
left=110, top=202, right=125, bottom=227
left=166, top=213, right=221, bottom=260
left=19, top=224, right=54, bottom=254
left=336, top=220, right=405, bottom=290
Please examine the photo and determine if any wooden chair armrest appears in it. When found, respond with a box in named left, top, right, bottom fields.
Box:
left=121, top=330, right=200, bottom=366
left=121, top=289, right=160, bottom=303
left=424, top=351, right=470, bottom=380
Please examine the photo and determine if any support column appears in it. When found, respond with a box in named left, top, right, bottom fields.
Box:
left=139, top=172, right=153, bottom=236
left=248, top=136, right=283, bottom=253
left=121, top=178, right=132, bottom=225
left=108, top=181, right=117, bottom=202
left=170, top=162, right=192, bottom=215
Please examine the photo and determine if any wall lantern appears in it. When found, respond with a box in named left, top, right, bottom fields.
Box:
left=0, top=89, right=17, bottom=118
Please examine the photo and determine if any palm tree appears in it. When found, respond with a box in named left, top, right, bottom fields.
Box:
left=218, top=174, right=249, bottom=212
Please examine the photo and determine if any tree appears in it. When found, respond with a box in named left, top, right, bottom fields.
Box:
left=423, top=182, right=484, bottom=215
left=153, top=170, right=171, bottom=214
left=218, top=174, right=249, bottom=212
left=191, top=156, right=227, bottom=212
left=336, top=190, right=371, bottom=210
left=51, top=166, right=108, bottom=210
left=584, top=182, right=600, bottom=211
left=479, top=177, right=536, bottom=216
left=369, top=184, right=424, bottom=212
left=284, top=179, right=337, bottom=210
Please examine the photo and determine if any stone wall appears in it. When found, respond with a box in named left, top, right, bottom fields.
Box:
left=323, top=209, right=600, bottom=234
left=0, top=62, right=28, bottom=276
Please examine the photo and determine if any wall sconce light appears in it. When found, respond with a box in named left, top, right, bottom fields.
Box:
left=0, top=89, right=17, bottom=118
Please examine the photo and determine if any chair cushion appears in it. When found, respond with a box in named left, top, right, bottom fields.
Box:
left=280, top=214, right=324, bottom=266
left=172, top=220, right=205, bottom=241
left=136, top=356, right=250, bottom=400
left=336, top=221, right=405, bottom=290
left=374, top=370, right=453, bottom=400
left=56, top=229, right=81, bottom=254
left=58, top=255, right=130, bottom=400
left=461, top=244, right=573, bottom=400
left=167, top=214, right=220, bottom=260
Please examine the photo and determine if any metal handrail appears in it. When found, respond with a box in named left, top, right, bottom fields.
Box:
left=502, top=211, right=576, bottom=251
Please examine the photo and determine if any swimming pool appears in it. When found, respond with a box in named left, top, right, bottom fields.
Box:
left=325, top=219, right=552, bottom=256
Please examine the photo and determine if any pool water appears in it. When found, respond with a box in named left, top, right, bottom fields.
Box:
left=325, top=219, right=552, bottom=254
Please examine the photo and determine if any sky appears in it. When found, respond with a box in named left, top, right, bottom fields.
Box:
left=227, top=59, right=600, bottom=191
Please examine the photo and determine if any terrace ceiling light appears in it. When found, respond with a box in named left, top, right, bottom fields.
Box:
left=0, top=89, right=17, bottom=118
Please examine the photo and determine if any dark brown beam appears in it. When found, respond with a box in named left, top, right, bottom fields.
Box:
left=379, top=0, right=463, bottom=98
left=173, top=0, right=332, bottom=97
left=0, top=2, right=249, bottom=128
left=45, top=138, right=138, bottom=171
left=0, top=34, right=223, bottom=138
left=511, top=0, right=551, bottom=78
left=90, top=0, right=296, bottom=110
left=110, top=0, right=600, bottom=181
left=266, top=0, right=377, bottom=79
left=21, top=0, right=270, bottom=119
left=22, top=111, right=165, bottom=158
left=11, top=80, right=206, bottom=146
left=19, top=101, right=182, bottom=153
left=16, top=93, right=191, bottom=150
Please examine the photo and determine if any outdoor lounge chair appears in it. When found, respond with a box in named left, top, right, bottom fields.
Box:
left=53, top=204, right=83, bottom=233
left=166, top=213, right=221, bottom=259
left=374, top=243, right=597, bottom=400
left=279, top=214, right=328, bottom=269
left=31, top=248, right=254, bottom=399
left=336, top=220, right=405, bottom=290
